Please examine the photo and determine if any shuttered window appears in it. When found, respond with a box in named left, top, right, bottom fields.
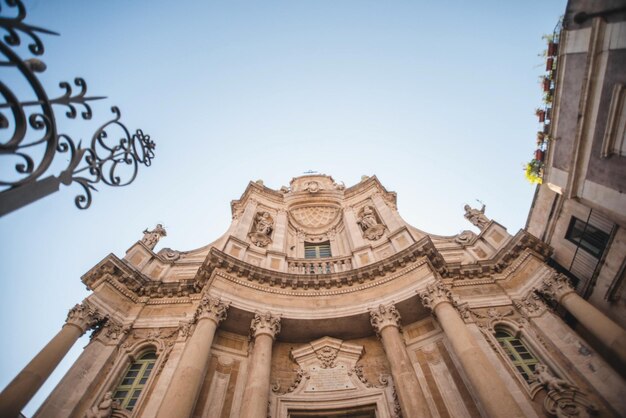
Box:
left=304, top=242, right=332, bottom=259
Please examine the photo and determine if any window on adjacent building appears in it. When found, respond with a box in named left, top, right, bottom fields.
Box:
left=495, top=329, right=539, bottom=383
left=304, top=241, right=332, bottom=259
left=113, top=351, right=157, bottom=411
left=601, top=83, right=626, bottom=157
left=565, top=217, right=610, bottom=259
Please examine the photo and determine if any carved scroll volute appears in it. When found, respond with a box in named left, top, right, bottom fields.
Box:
left=250, top=311, right=281, bottom=340
left=65, top=302, right=106, bottom=334
left=195, top=295, right=230, bottom=324
left=538, top=274, right=575, bottom=303
left=369, top=304, right=402, bottom=335
left=419, top=282, right=453, bottom=312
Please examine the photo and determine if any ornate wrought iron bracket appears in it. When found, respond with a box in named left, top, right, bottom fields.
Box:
left=0, top=0, right=155, bottom=216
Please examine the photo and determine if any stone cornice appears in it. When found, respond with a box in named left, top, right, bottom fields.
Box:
left=81, top=229, right=551, bottom=303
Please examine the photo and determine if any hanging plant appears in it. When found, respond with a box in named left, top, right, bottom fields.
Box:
left=543, top=77, right=551, bottom=92
left=524, top=160, right=543, bottom=185
left=535, top=149, right=545, bottom=161
left=536, top=108, right=546, bottom=122
left=548, top=41, right=558, bottom=57
left=537, top=131, right=546, bottom=145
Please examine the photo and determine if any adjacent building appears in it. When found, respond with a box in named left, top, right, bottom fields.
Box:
left=526, top=1, right=626, bottom=334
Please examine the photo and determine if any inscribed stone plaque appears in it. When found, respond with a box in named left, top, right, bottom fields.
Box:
left=304, top=364, right=355, bottom=392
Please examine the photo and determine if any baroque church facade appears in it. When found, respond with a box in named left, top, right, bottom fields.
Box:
left=1, top=174, right=624, bottom=418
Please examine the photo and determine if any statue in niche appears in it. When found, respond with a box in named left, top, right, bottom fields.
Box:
left=358, top=206, right=385, bottom=241
left=464, top=203, right=490, bottom=230
left=249, top=211, right=274, bottom=247
left=532, top=364, right=574, bottom=393
left=85, top=391, right=118, bottom=418
left=141, top=224, right=167, bottom=250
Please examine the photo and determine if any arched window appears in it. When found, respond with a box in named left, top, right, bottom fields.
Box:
left=112, top=351, right=157, bottom=411
left=495, top=329, right=539, bottom=383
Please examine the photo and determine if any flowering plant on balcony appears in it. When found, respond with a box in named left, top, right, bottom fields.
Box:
left=524, top=159, right=543, bottom=185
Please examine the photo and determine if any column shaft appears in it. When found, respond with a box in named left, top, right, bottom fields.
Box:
left=379, top=326, right=431, bottom=417
left=0, top=324, right=83, bottom=417
left=560, top=292, right=626, bottom=367
left=239, top=333, right=274, bottom=418
left=156, top=319, right=218, bottom=418
left=34, top=339, right=117, bottom=418
left=434, top=302, right=525, bottom=418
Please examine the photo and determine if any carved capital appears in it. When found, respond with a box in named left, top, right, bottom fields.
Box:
left=66, top=302, right=106, bottom=334
left=93, top=318, right=130, bottom=344
left=250, top=311, right=281, bottom=339
left=419, top=282, right=452, bottom=311
left=195, top=295, right=229, bottom=324
left=369, top=304, right=402, bottom=334
left=513, top=292, right=547, bottom=318
left=538, top=274, right=575, bottom=303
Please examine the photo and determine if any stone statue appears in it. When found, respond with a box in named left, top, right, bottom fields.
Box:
left=255, top=212, right=273, bottom=235
left=141, top=224, right=167, bottom=250
left=85, top=391, right=117, bottom=418
left=358, top=206, right=385, bottom=240
left=358, top=206, right=378, bottom=231
left=531, top=364, right=573, bottom=393
left=464, top=204, right=489, bottom=230
left=249, top=212, right=274, bottom=247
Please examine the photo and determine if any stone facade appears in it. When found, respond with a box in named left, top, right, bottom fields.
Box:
left=1, top=173, right=624, bottom=418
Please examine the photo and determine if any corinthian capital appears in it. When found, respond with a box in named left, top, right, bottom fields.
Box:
left=369, top=304, right=402, bottom=334
left=66, top=302, right=106, bottom=334
left=538, top=274, right=575, bottom=303
left=250, top=311, right=281, bottom=339
left=196, top=295, right=230, bottom=324
left=419, top=282, right=452, bottom=311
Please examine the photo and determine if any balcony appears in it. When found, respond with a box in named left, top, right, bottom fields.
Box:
left=287, top=256, right=353, bottom=275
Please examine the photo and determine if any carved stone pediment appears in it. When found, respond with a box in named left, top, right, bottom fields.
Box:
left=286, top=337, right=365, bottom=394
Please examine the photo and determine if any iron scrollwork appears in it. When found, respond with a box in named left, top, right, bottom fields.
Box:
left=0, top=0, right=154, bottom=215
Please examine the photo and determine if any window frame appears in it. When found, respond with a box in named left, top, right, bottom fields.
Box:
left=112, top=351, right=157, bottom=411
left=304, top=241, right=332, bottom=259
left=564, top=217, right=610, bottom=259
left=495, top=329, right=540, bottom=384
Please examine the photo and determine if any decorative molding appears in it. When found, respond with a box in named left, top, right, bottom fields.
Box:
left=195, top=295, right=229, bottom=324
left=537, top=273, right=575, bottom=303
left=419, top=282, right=452, bottom=311
left=81, top=230, right=550, bottom=304
left=369, top=303, right=402, bottom=335
left=250, top=311, right=281, bottom=339
left=66, top=302, right=106, bottom=334
left=513, top=292, right=547, bottom=318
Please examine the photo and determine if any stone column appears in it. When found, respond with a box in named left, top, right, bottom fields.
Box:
left=33, top=320, right=129, bottom=418
left=155, top=296, right=229, bottom=418
left=369, top=304, right=431, bottom=417
left=239, top=312, right=281, bottom=418
left=0, top=302, right=103, bottom=418
left=539, top=274, right=626, bottom=368
left=419, top=283, right=525, bottom=418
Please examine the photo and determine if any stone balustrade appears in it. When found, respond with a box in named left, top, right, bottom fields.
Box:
left=287, top=256, right=353, bottom=274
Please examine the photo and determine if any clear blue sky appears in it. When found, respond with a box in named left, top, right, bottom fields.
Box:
left=0, top=0, right=565, bottom=415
